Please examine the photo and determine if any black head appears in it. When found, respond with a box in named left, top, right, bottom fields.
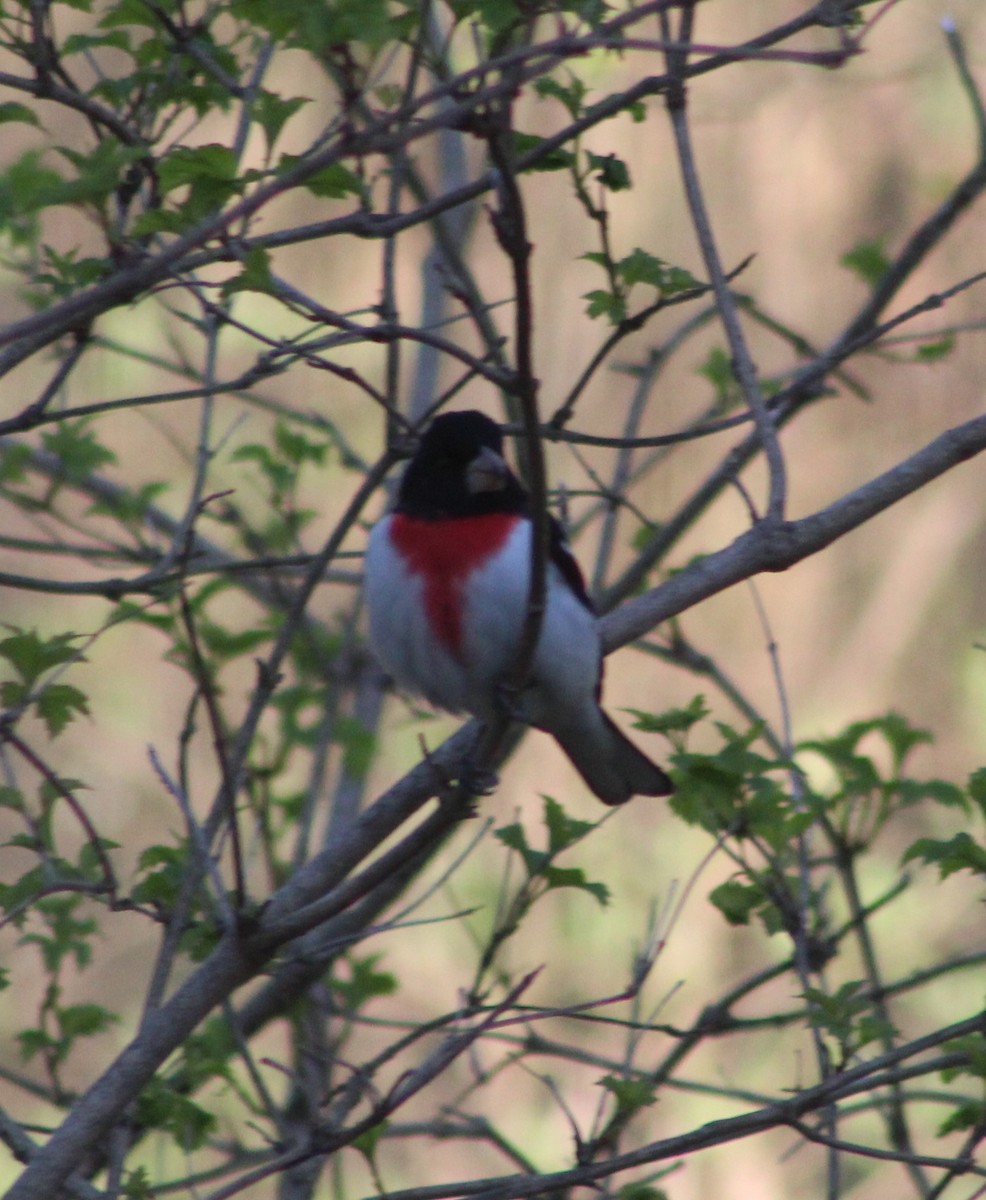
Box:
left=395, top=410, right=528, bottom=519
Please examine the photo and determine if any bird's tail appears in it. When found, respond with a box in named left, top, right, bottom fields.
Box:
left=552, top=711, right=673, bottom=806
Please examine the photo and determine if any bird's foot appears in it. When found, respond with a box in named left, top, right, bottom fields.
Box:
left=417, top=732, right=496, bottom=810
left=459, top=759, right=499, bottom=797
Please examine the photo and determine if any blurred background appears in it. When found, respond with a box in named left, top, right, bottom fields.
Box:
left=1, top=2, right=985, bottom=1197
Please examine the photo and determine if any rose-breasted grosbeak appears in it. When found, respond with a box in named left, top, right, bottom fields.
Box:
left=364, top=410, right=673, bottom=805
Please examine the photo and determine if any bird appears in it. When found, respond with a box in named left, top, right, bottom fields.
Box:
left=363, top=410, right=673, bottom=805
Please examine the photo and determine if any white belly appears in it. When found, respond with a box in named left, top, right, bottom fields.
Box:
left=364, top=516, right=601, bottom=725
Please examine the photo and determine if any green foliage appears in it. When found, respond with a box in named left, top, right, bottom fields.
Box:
left=0, top=628, right=83, bottom=688
left=0, top=101, right=40, bottom=127
left=277, top=155, right=367, bottom=200
left=937, top=1035, right=986, bottom=1135
left=617, top=1185, right=667, bottom=1200
left=803, top=979, right=896, bottom=1063
left=582, top=248, right=698, bottom=324
left=221, top=246, right=276, bottom=298
left=914, top=333, right=956, bottom=362
left=132, top=843, right=193, bottom=911
left=231, top=0, right=407, bottom=53
left=0, top=627, right=90, bottom=736
left=801, top=713, right=965, bottom=849
left=449, top=0, right=525, bottom=39
left=536, top=73, right=589, bottom=119
left=496, top=797, right=610, bottom=906
left=41, top=420, right=116, bottom=485
left=586, top=151, right=632, bottom=192
left=599, top=1074, right=658, bottom=1116
left=251, top=92, right=311, bottom=158
left=697, top=345, right=737, bottom=406
left=19, top=894, right=99, bottom=972
left=230, top=421, right=331, bottom=550
left=511, top=132, right=576, bottom=173
left=87, top=480, right=170, bottom=524
left=135, top=1077, right=217, bottom=1152
left=0, top=2, right=983, bottom=1197
left=330, top=953, right=398, bottom=1012
left=628, top=694, right=710, bottom=748
left=903, top=831, right=986, bottom=879
left=841, top=238, right=890, bottom=286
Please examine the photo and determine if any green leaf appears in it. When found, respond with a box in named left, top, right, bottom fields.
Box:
left=154, top=143, right=244, bottom=221
left=352, top=1119, right=388, bottom=1161
left=198, top=620, right=272, bottom=662
left=77, top=838, right=119, bottom=882
left=25, top=894, right=97, bottom=972
left=512, top=132, right=575, bottom=172
left=938, top=1100, right=986, bottom=1137
left=450, top=0, right=522, bottom=37
left=335, top=715, right=376, bottom=780
left=698, top=345, right=734, bottom=400
left=274, top=421, right=329, bottom=465
left=942, top=1034, right=986, bottom=1083
left=279, top=154, right=365, bottom=199
left=902, top=832, right=986, bottom=879
left=41, top=419, right=116, bottom=482
left=331, top=954, right=397, bottom=1011
left=0, top=442, right=32, bottom=484
left=914, top=334, right=955, bottom=362
left=17, top=1028, right=59, bottom=1063
left=158, top=143, right=239, bottom=194
left=0, top=628, right=82, bottom=687
left=0, top=866, right=46, bottom=916
left=969, top=767, right=986, bottom=821
left=535, top=74, right=587, bottom=119
left=132, top=843, right=190, bottom=908
left=0, top=786, right=23, bottom=811
left=36, top=682, right=90, bottom=737
left=62, top=29, right=131, bottom=56
left=129, top=208, right=194, bottom=237
left=709, top=878, right=762, bottom=926
left=614, top=248, right=696, bottom=293
left=599, top=1074, right=657, bottom=1114
left=0, top=151, right=68, bottom=224
left=88, top=480, right=170, bottom=523
left=181, top=1018, right=236, bottom=1090
left=871, top=711, right=933, bottom=768
left=123, top=1166, right=153, bottom=1200
left=252, top=91, right=310, bottom=156
left=587, top=151, right=631, bottom=192
left=841, top=238, right=889, bottom=286
left=33, top=246, right=108, bottom=299
left=495, top=821, right=541, bottom=875
left=221, top=246, right=275, bottom=298
left=99, top=0, right=160, bottom=28
left=542, top=864, right=609, bottom=905
left=136, top=1078, right=217, bottom=1151
left=583, top=288, right=625, bottom=324
left=542, top=796, right=594, bottom=854
left=617, top=1185, right=667, bottom=1200
left=0, top=102, right=40, bottom=127
left=54, top=139, right=149, bottom=208
left=894, top=777, right=967, bottom=811
left=57, top=1002, right=118, bottom=1040
left=2, top=678, right=29, bottom=711
left=628, top=696, right=709, bottom=735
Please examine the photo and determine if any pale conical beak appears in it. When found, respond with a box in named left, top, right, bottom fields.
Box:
left=465, top=445, right=510, bottom=495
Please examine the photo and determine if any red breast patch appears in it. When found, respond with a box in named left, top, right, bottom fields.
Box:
left=389, top=513, right=519, bottom=657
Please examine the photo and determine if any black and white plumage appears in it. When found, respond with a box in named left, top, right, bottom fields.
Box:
left=364, top=410, right=672, bottom=805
